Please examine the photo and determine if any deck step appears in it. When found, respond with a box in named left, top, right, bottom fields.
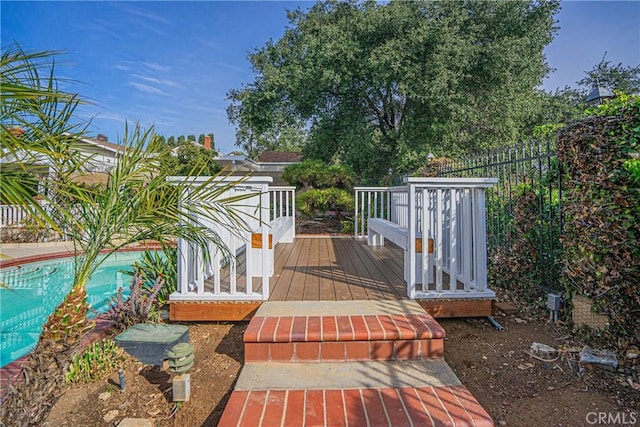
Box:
left=220, top=301, right=494, bottom=426
left=244, top=300, right=445, bottom=362
left=222, top=360, right=492, bottom=426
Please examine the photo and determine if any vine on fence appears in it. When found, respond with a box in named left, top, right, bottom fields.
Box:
left=558, top=95, right=640, bottom=353
left=489, top=184, right=562, bottom=302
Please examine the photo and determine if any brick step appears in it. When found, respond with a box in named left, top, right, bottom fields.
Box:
left=244, top=301, right=445, bottom=362
left=245, top=336, right=443, bottom=362
left=219, top=360, right=493, bottom=426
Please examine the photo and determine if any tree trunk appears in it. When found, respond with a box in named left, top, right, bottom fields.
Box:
left=1, top=287, right=93, bottom=426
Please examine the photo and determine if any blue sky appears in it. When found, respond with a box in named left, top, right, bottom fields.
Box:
left=2, top=1, right=639, bottom=154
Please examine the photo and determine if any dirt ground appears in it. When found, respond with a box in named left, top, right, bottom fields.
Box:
left=44, top=219, right=639, bottom=426
left=46, top=322, right=247, bottom=426
left=44, top=299, right=639, bottom=427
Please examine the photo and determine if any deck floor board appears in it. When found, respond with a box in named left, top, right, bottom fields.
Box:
left=269, top=237, right=406, bottom=302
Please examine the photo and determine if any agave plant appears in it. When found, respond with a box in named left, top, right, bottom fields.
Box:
left=122, top=247, right=178, bottom=306
left=0, top=44, right=255, bottom=425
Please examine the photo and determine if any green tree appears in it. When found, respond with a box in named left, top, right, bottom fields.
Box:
left=228, top=0, right=559, bottom=183
left=153, top=134, right=166, bottom=146
left=167, top=135, right=176, bottom=146
left=161, top=142, right=221, bottom=176
left=282, top=159, right=353, bottom=190
left=577, top=54, right=640, bottom=95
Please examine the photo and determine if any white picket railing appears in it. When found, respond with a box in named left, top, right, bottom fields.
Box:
left=1, top=204, right=29, bottom=227
left=355, top=177, right=498, bottom=300
left=169, top=177, right=296, bottom=302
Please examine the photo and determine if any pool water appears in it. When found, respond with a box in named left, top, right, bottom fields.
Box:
left=0, top=252, right=146, bottom=367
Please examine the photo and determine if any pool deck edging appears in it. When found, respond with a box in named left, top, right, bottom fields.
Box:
left=0, top=242, right=165, bottom=269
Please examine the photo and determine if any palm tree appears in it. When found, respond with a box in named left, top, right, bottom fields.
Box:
left=1, top=44, right=253, bottom=425
left=1, top=43, right=87, bottom=230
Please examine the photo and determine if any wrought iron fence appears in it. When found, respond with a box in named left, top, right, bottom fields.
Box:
left=437, top=138, right=563, bottom=293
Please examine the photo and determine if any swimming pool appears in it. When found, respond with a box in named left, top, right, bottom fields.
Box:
left=0, top=252, right=147, bottom=367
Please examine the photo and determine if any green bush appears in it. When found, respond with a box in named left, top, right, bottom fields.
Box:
left=297, top=188, right=354, bottom=218
left=340, top=218, right=355, bottom=234
left=65, top=339, right=126, bottom=384
left=283, top=160, right=353, bottom=190
left=559, top=94, right=640, bottom=353
left=123, top=248, right=176, bottom=305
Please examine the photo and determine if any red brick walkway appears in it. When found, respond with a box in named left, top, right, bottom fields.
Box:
left=222, top=385, right=491, bottom=426
left=219, top=301, right=493, bottom=427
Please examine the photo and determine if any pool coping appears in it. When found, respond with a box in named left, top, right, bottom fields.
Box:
left=0, top=242, right=165, bottom=269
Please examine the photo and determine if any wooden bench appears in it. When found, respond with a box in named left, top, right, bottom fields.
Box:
left=367, top=218, right=408, bottom=248
left=368, top=218, right=433, bottom=253
left=368, top=218, right=434, bottom=285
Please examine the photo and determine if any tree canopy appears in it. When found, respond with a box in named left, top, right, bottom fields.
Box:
left=577, top=55, right=640, bottom=96
left=159, top=142, right=221, bottom=176
left=228, top=0, right=560, bottom=183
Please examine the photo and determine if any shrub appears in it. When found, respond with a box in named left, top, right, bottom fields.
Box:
left=558, top=94, right=640, bottom=353
left=106, top=273, right=164, bottom=330
left=65, top=339, right=126, bottom=384
left=297, top=188, right=354, bottom=218
left=283, top=160, right=353, bottom=190
left=340, top=218, right=354, bottom=234
left=123, top=248, right=176, bottom=305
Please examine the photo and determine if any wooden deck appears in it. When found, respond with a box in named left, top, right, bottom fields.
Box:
left=169, top=236, right=493, bottom=321
left=268, top=236, right=406, bottom=301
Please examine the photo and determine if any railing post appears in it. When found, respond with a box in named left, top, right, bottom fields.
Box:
left=473, top=188, right=488, bottom=291
left=354, top=189, right=359, bottom=239
left=407, top=182, right=416, bottom=297
left=449, top=189, right=458, bottom=291
left=261, top=185, right=270, bottom=300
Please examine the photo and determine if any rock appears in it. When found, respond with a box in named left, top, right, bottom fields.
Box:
left=498, top=421, right=507, bottom=426
left=580, top=346, right=618, bottom=372
left=518, top=362, right=535, bottom=370
left=531, top=342, right=558, bottom=359
left=495, top=302, right=518, bottom=314
left=98, top=391, right=111, bottom=401
left=117, top=419, right=153, bottom=427
left=104, top=409, right=119, bottom=423
left=626, top=347, right=639, bottom=359
left=514, top=317, right=527, bottom=324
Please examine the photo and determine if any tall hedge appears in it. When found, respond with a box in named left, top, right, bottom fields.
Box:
left=558, top=95, right=640, bottom=352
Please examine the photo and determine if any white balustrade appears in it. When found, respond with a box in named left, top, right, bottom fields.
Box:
left=0, top=204, right=28, bottom=227
left=169, top=177, right=296, bottom=302
left=359, top=177, right=497, bottom=300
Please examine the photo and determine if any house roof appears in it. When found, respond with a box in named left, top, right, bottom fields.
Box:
left=80, top=136, right=126, bottom=153
left=257, top=151, right=303, bottom=163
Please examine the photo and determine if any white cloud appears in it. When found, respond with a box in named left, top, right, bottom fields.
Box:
left=95, top=112, right=128, bottom=122
left=142, top=62, right=172, bottom=73
left=132, top=74, right=181, bottom=88
left=129, top=82, right=166, bottom=95
left=217, top=62, right=245, bottom=73
left=112, top=64, right=131, bottom=72
left=118, top=5, right=172, bottom=25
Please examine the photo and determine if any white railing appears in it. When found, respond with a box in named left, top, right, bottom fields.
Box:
left=269, top=186, right=296, bottom=224
left=169, top=177, right=295, bottom=302
left=1, top=204, right=29, bottom=227
left=354, top=186, right=408, bottom=238
left=356, top=177, right=498, bottom=300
